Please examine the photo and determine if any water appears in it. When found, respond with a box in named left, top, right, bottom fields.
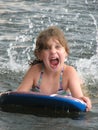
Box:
left=0, top=0, right=98, bottom=129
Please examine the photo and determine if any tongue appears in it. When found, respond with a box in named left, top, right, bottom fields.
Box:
left=50, top=59, right=58, bottom=66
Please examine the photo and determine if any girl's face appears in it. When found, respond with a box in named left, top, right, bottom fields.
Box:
left=38, top=38, right=68, bottom=71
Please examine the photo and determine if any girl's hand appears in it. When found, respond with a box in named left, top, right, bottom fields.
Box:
left=80, top=96, right=92, bottom=111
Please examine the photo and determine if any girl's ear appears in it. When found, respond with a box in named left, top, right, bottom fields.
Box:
left=64, top=53, right=68, bottom=63
left=65, top=50, right=68, bottom=57
left=64, top=57, right=67, bottom=62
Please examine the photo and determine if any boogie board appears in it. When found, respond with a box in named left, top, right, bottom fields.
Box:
left=0, top=91, right=87, bottom=116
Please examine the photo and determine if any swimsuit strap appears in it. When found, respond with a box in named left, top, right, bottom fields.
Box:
left=59, top=67, right=64, bottom=90
left=33, top=66, right=71, bottom=96
left=37, top=65, right=64, bottom=90
left=37, top=65, right=44, bottom=88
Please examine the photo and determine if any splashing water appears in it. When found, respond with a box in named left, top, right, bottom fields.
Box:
left=6, top=43, right=28, bottom=72
left=75, top=14, right=98, bottom=97
left=3, top=42, right=35, bottom=73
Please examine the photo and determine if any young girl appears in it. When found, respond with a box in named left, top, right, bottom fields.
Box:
left=17, top=26, right=92, bottom=111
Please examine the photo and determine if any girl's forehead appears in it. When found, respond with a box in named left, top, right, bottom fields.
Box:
left=47, top=37, right=60, bottom=45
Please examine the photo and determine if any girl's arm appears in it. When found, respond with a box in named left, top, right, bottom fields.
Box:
left=17, top=66, right=34, bottom=92
left=66, top=66, right=92, bottom=111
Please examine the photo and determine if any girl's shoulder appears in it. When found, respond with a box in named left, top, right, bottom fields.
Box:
left=63, top=65, right=78, bottom=78
left=29, top=63, right=42, bottom=73
left=64, top=65, right=76, bottom=73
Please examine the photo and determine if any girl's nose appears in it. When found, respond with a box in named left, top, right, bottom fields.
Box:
left=50, top=47, right=56, bottom=53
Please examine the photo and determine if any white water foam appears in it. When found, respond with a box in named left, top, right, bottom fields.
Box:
left=1, top=42, right=35, bottom=73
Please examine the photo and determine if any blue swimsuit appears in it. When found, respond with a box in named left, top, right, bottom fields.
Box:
left=32, top=66, right=70, bottom=95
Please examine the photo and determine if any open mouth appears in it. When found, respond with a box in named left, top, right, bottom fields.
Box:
left=49, top=58, right=59, bottom=68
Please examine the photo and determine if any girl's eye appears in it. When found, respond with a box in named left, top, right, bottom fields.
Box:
left=55, top=45, right=61, bottom=49
left=44, top=46, right=49, bottom=50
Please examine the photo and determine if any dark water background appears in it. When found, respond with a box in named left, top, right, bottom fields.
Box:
left=0, top=0, right=98, bottom=129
